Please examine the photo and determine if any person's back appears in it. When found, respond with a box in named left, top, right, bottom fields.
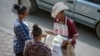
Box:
left=24, top=40, right=51, bottom=56
left=24, top=24, right=51, bottom=56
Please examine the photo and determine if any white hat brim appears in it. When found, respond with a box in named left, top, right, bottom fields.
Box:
left=51, top=2, right=69, bottom=18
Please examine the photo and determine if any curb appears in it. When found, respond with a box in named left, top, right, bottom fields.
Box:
left=0, top=26, right=14, bottom=35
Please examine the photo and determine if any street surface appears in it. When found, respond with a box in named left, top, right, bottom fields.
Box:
left=0, top=0, right=100, bottom=56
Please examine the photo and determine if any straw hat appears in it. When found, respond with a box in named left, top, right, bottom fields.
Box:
left=51, top=2, right=68, bottom=18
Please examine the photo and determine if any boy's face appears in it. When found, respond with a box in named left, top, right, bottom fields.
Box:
left=56, top=10, right=65, bottom=21
left=22, top=10, right=29, bottom=18
left=19, top=9, right=29, bottom=19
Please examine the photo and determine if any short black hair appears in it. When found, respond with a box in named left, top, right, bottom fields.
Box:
left=13, top=4, right=27, bottom=15
left=32, top=24, right=42, bottom=37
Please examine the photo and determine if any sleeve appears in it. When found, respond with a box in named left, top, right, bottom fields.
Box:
left=67, top=18, right=79, bottom=37
left=15, top=25, right=31, bottom=41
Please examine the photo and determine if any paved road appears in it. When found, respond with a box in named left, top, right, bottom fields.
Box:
left=0, top=30, right=14, bottom=56
left=0, top=0, right=100, bottom=56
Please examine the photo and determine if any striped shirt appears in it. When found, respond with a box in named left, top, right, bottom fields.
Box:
left=24, top=40, right=51, bottom=56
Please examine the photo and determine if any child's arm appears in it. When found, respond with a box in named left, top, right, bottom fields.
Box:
left=45, top=30, right=56, bottom=35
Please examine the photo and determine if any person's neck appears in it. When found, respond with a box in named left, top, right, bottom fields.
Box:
left=59, top=17, right=65, bottom=23
left=34, top=38, right=41, bottom=42
left=19, top=16, right=23, bottom=21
